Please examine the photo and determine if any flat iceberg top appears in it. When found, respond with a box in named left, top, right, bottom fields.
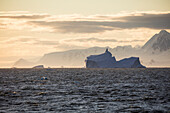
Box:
left=116, top=57, right=145, bottom=68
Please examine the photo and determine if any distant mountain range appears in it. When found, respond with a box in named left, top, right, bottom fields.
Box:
left=14, top=30, right=170, bottom=67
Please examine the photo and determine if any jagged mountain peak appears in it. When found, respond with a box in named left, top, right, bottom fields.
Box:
left=159, top=30, right=169, bottom=35
left=142, top=30, right=170, bottom=51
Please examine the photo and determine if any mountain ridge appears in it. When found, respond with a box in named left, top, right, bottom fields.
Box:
left=13, top=30, right=170, bottom=67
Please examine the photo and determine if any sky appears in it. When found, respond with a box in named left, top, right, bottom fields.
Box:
left=0, top=0, right=170, bottom=67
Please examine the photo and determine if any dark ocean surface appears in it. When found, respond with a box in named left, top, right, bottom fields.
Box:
left=0, top=68, right=170, bottom=113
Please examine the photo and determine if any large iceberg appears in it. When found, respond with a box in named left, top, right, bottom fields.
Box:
left=85, top=49, right=145, bottom=68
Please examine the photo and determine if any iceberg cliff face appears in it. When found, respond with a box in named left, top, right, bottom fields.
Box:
left=85, top=49, right=145, bottom=68
left=115, top=57, right=145, bottom=68
left=86, top=49, right=116, bottom=68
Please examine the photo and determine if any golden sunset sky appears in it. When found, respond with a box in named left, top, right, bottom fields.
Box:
left=0, top=0, right=170, bottom=67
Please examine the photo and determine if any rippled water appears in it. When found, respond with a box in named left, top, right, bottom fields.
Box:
left=0, top=68, right=170, bottom=113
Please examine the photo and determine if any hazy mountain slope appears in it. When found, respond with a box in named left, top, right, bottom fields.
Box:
left=13, top=58, right=34, bottom=67
left=110, top=45, right=140, bottom=60
left=38, top=47, right=106, bottom=67
left=140, top=49, right=170, bottom=67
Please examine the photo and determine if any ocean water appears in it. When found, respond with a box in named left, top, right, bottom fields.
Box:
left=0, top=68, right=170, bottom=113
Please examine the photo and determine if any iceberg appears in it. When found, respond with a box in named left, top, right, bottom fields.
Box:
left=85, top=49, right=145, bottom=68
left=33, top=65, right=44, bottom=69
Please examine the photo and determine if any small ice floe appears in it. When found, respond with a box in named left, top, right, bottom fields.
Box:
left=41, top=77, right=48, bottom=80
left=33, top=65, right=44, bottom=69
left=37, top=92, right=46, bottom=95
left=46, top=67, right=53, bottom=71
left=12, top=91, right=17, bottom=95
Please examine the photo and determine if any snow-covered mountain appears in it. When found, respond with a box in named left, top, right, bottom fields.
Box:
left=38, top=47, right=106, bottom=67
left=142, top=30, right=170, bottom=52
left=13, top=30, right=170, bottom=68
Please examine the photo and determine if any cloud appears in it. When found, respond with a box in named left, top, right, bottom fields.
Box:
left=65, top=37, right=144, bottom=43
left=0, top=37, right=59, bottom=46
left=28, top=13, right=170, bottom=33
left=33, top=40, right=59, bottom=45
left=55, top=43, right=86, bottom=51
left=29, top=21, right=114, bottom=33
left=0, top=14, right=49, bottom=19
left=0, top=37, right=34, bottom=44
left=0, top=11, right=170, bottom=33
left=0, top=11, right=29, bottom=14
